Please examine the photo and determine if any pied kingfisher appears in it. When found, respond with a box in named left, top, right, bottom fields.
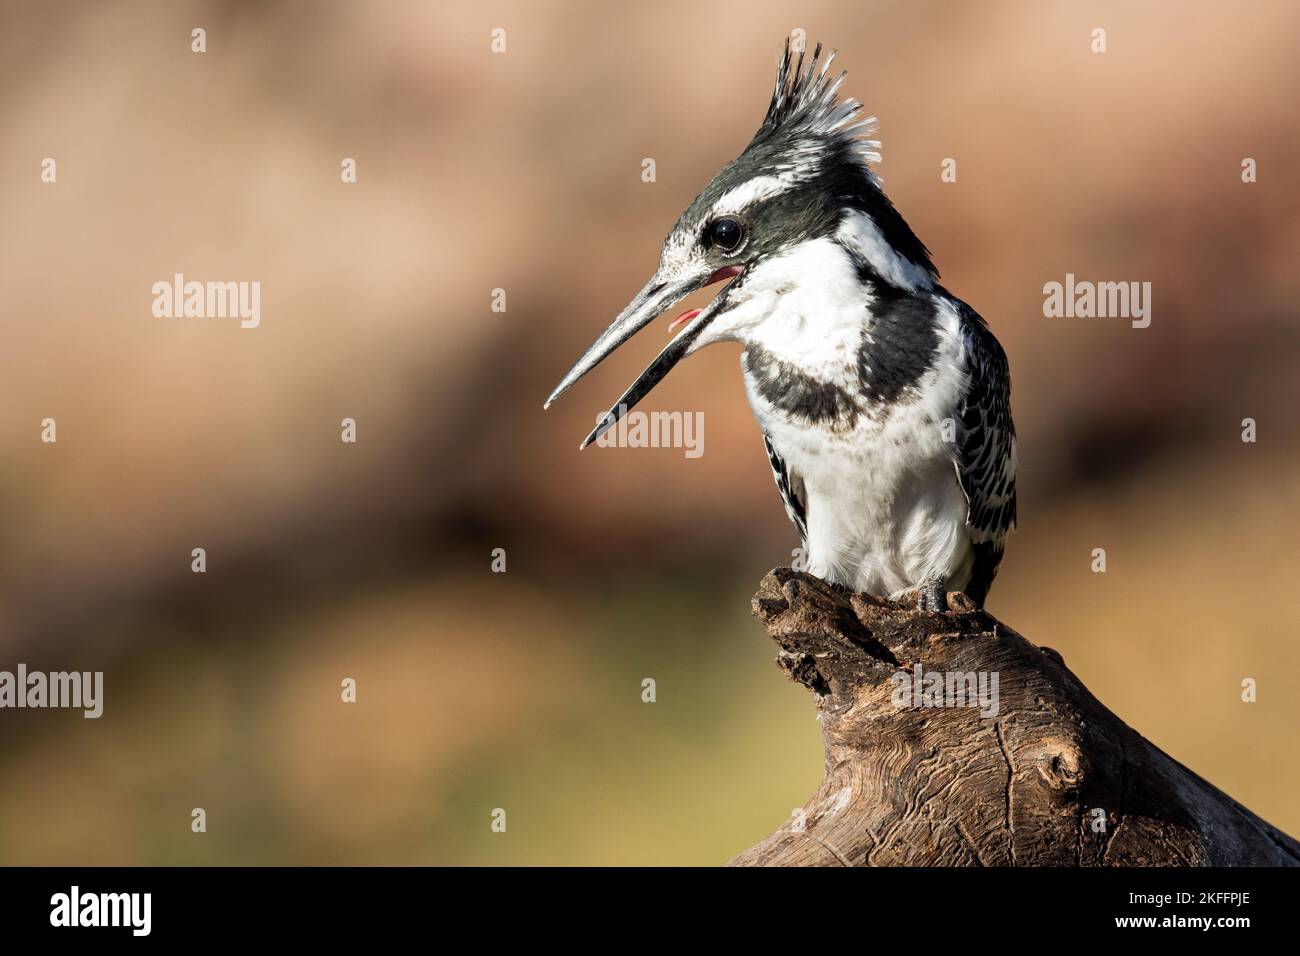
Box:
left=545, top=40, right=1017, bottom=609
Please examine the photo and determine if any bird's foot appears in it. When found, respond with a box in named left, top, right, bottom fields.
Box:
left=915, top=578, right=948, bottom=612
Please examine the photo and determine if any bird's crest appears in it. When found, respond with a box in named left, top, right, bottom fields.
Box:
left=751, top=39, right=881, bottom=169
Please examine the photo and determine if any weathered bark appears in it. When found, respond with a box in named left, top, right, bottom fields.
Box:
left=731, top=568, right=1300, bottom=867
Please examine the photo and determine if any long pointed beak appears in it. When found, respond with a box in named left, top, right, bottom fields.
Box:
left=575, top=303, right=715, bottom=449
left=544, top=265, right=744, bottom=446
left=544, top=271, right=702, bottom=409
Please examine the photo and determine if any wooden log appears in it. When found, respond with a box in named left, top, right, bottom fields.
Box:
left=731, top=568, right=1300, bottom=867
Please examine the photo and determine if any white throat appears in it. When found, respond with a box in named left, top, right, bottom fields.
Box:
left=691, top=236, right=865, bottom=369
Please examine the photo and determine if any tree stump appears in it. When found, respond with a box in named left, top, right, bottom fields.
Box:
left=731, top=568, right=1300, bottom=867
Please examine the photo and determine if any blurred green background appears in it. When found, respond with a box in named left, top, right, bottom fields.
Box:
left=1, top=0, right=1298, bottom=864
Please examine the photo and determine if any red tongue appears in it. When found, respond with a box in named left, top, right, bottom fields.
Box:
left=666, top=266, right=742, bottom=334
left=668, top=308, right=701, bottom=333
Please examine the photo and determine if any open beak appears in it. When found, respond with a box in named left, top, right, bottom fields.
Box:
left=544, top=265, right=744, bottom=448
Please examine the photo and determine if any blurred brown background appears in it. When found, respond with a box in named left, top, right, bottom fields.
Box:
left=1, top=0, right=1297, bottom=864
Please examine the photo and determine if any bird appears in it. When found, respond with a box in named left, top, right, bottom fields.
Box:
left=544, top=39, right=1017, bottom=610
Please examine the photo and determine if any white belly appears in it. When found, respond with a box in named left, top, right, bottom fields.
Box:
left=739, top=287, right=976, bottom=597
left=755, top=396, right=974, bottom=597
left=716, top=239, right=978, bottom=598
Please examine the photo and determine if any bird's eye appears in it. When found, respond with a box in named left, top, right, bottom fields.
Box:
left=708, top=218, right=743, bottom=252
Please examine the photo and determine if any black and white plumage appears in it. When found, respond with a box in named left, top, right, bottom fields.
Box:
left=545, top=40, right=1017, bottom=608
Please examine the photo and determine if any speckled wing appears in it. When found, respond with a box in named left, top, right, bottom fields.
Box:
left=952, top=303, right=1017, bottom=605
left=763, top=432, right=808, bottom=546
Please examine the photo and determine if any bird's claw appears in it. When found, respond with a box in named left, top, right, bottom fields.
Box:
left=915, top=579, right=949, bottom=612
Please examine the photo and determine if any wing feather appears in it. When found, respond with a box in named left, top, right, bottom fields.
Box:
left=952, top=303, right=1017, bottom=603
left=762, top=432, right=808, bottom=545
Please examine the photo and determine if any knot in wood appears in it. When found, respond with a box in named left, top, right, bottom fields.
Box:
left=1035, top=737, right=1085, bottom=793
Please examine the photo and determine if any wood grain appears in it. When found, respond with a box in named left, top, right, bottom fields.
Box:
left=731, top=568, right=1300, bottom=867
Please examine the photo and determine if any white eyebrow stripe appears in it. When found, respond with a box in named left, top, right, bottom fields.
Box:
left=836, top=209, right=934, bottom=292
left=711, top=174, right=796, bottom=217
